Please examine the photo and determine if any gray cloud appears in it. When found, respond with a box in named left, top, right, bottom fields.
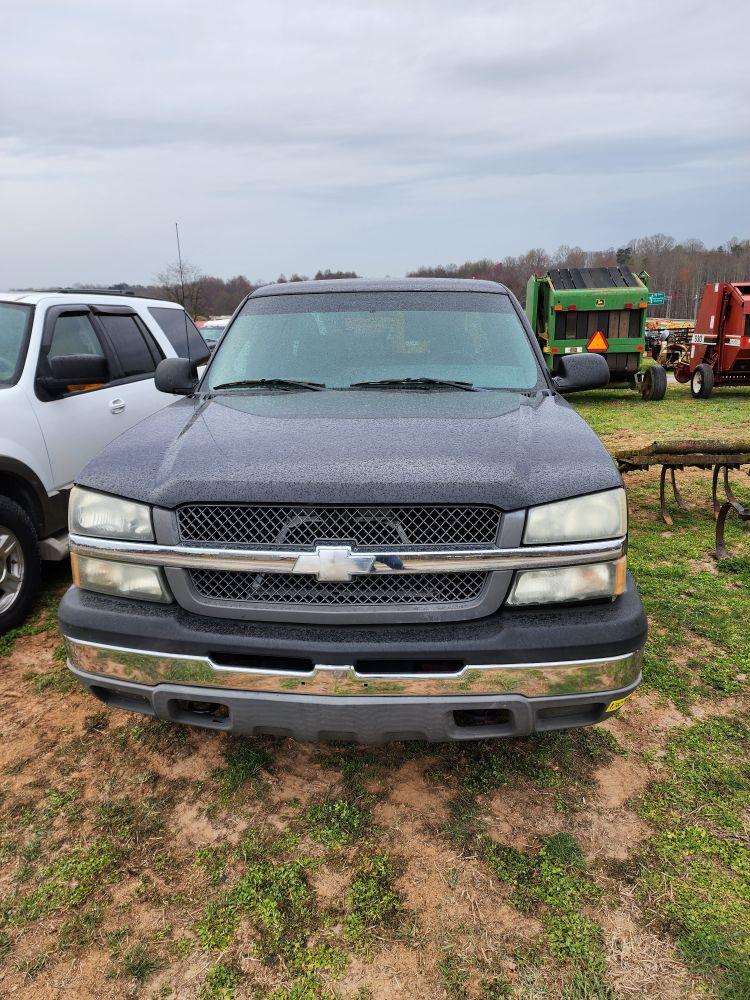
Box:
left=0, top=0, right=748, bottom=287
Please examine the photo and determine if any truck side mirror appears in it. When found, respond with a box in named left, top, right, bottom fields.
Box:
left=552, top=353, right=610, bottom=394
left=155, top=357, right=199, bottom=395
left=43, top=354, right=109, bottom=393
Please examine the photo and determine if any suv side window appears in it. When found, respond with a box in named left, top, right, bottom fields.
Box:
left=48, top=314, right=106, bottom=360
left=96, top=314, right=162, bottom=378
left=148, top=306, right=210, bottom=364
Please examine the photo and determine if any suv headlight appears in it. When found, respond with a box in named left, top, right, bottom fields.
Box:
left=69, top=487, right=154, bottom=541
left=524, top=488, right=627, bottom=544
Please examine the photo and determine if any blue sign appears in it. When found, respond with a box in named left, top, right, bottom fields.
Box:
left=648, top=292, right=666, bottom=305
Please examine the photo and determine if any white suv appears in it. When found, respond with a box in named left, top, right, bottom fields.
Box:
left=0, top=289, right=210, bottom=632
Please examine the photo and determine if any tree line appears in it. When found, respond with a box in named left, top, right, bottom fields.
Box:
left=104, top=234, right=749, bottom=320
left=408, top=235, right=750, bottom=320
left=115, top=267, right=359, bottom=319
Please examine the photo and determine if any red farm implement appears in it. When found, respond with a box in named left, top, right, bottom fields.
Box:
left=674, top=281, right=750, bottom=397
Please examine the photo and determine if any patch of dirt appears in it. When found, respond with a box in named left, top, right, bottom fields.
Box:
left=607, top=689, right=691, bottom=755
left=372, top=759, right=450, bottom=831
left=485, top=782, right=566, bottom=850
left=601, top=903, right=705, bottom=999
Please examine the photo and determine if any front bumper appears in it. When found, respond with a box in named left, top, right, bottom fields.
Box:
left=59, top=577, right=646, bottom=742
left=68, top=662, right=640, bottom=742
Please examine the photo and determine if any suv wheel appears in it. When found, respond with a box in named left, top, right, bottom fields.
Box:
left=0, top=497, right=41, bottom=635
left=691, top=363, right=714, bottom=399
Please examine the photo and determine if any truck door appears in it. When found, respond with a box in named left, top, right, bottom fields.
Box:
left=90, top=306, right=170, bottom=434
left=30, top=305, right=165, bottom=487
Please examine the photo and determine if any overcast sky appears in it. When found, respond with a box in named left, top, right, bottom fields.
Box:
left=1, top=0, right=748, bottom=288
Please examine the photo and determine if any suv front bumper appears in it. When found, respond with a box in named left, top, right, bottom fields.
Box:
left=59, top=576, right=646, bottom=742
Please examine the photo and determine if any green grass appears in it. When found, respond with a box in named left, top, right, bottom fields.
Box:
left=94, top=795, right=166, bottom=845
left=0, top=594, right=60, bottom=659
left=5, top=838, right=121, bottom=924
left=344, top=853, right=404, bottom=949
left=195, top=845, right=229, bottom=885
left=212, top=739, right=274, bottom=801
left=571, top=383, right=750, bottom=443
left=194, top=857, right=315, bottom=961
left=199, top=961, right=243, bottom=999
left=481, top=833, right=610, bottom=991
left=26, top=664, right=78, bottom=695
left=303, top=797, right=370, bottom=847
left=569, top=385, right=750, bottom=705
left=118, top=941, right=165, bottom=981
left=636, top=714, right=750, bottom=998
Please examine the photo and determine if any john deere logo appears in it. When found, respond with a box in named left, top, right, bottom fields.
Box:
left=595, top=297, right=605, bottom=307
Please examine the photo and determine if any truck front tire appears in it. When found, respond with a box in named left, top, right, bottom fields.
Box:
left=0, top=497, right=41, bottom=635
left=641, top=364, right=667, bottom=401
left=691, top=364, right=714, bottom=399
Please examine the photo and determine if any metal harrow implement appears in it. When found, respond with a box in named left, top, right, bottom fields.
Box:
left=615, top=440, right=750, bottom=559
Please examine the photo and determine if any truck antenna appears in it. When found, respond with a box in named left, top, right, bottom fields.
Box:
left=174, top=222, right=192, bottom=364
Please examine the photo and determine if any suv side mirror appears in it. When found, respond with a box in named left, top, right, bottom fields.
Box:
left=42, top=354, right=109, bottom=394
left=552, top=353, right=610, bottom=394
left=155, top=357, right=198, bottom=395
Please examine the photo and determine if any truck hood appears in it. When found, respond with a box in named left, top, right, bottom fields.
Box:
left=78, top=390, right=620, bottom=511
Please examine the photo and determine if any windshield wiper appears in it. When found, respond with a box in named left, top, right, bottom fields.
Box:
left=211, top=378, right=325, bottom=392
left=348, top=377, right=478, bottom=392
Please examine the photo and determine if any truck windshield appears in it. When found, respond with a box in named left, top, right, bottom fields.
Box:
left=206, top=291, right=541, bottom=391
left=0, top=303, right=33, bottom=386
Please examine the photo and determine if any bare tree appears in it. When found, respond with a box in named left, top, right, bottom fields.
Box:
left=156, top=261, right=208, bottom=318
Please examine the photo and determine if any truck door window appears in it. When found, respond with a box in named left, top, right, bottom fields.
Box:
left=97, top=314, right=162, bottom=378
left=48, top=314, right=106, bottom=360
left=148, top=307, right=210, bottom=364
left=0, top=302, right=33, bottom=385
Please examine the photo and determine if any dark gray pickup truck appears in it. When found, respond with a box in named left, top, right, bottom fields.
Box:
left=59, top=278, right=646, bottom=742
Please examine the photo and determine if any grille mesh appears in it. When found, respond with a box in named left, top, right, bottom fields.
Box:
left=177, top=503, right=500, bottom=548
left=189, top=570, right=487, bottom=607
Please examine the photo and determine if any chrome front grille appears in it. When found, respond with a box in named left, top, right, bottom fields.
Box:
left=177, top=503, right=501, bottom=548
left=189, top=569, right=488, bottom=607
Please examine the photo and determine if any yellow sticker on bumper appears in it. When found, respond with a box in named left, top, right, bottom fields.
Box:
left=605, top=694, right=633, bottom=714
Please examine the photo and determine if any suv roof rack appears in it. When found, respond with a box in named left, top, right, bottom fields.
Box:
left=48, top=287, right=137, bottom=296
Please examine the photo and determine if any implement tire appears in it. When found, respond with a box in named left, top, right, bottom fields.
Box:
left=691, top=364, right=714, bottom=399
left=641, top=364, right=667, bottom=401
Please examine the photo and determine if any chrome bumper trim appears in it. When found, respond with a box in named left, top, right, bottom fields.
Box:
left=64, top=636, right=642, bottom=698
left=68, top=534, right=626, bottom=576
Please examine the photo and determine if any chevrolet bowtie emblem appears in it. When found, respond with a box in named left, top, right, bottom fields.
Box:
left=292, top=545, right=376, bottom=582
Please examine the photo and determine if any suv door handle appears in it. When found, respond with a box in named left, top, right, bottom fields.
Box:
left=109, top=397, right=126, bottom=414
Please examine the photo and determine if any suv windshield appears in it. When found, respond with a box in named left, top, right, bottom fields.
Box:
left=205, top=291, right=541, bottom=391
left=0, top=303, right=33, bottom=386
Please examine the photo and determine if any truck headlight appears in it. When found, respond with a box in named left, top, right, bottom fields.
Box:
left=507, top=558, right=627, bottom=606
left=71, top=554, right=171, bottom=603
left=69, top=487, right=154, bottom=541
left=524, top=488, right=627, bottom=544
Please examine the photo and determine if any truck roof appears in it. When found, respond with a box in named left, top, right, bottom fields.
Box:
left=545, top=267, right=643, bottom=291
left=251, top=277, right=510, bottom=297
